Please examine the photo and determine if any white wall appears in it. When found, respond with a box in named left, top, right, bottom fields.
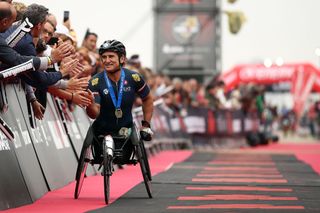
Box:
left=19, top=0, right=320, bottom=72
left=222, top=0, right=320, bottom=71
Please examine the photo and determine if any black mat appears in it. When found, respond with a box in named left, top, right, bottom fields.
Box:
left=88, top=152, right=320, bottom=213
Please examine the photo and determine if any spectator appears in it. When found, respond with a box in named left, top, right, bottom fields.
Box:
left=229, top=85, right=242, bottom=109
left=12, top=1, right=26, bottom=21
left=0, top=2, right=71, bottom=75
left=206, top=84, right=219, bottom=110
left=81, top=30, right=99, bottom=68
left=127, top=54, right=141, bottom=69
left=215, top=80, right=231, bottom=109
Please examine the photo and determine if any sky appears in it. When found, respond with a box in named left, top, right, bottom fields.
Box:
left=19, top=0, right=320, bottom=73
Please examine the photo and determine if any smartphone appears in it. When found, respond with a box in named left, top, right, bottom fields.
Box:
left=47, top=37, right=59, bottom=45
left=63, top=11, right=70, bottom=22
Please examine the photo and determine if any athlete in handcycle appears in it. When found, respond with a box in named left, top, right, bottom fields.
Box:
left=74, top=40, right=154, bottom=204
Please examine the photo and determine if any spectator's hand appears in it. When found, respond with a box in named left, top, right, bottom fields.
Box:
left=72, top=91, right=92, bottom=107
left=70, top=62, right=84, bottom=77
left=62, top=54, right=77, bottom=63
left=63, top=20, right=71, bottom=30
left=62, top=56, right=84, bottom=77
left=51, top=42, right=74, bottom=63
left=60, top=59, right=79, bottom=77
left=67, top=77, right=89, bottom=91
left=32, top=101, right=45, bottom=120
left=77, top=64, right=93, bottom=78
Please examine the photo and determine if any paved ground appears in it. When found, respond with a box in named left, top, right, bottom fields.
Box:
left=276, top=130, right=318, bottom=144
left=90, top=149, right=320, bottom=213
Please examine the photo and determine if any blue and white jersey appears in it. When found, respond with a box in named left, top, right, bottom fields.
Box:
left=88, top=68, right=150, bottom=135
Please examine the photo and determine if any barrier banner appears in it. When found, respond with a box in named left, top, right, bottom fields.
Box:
left=184, top=107, right=207, bottom=134
left=0, top=84, right=47, bottom=208
left=243, top=112, right=259, bottom=132
left=70, top=106, right=92, bottom=153
left=35, top=96, right=78, bottom=190
left=138, top=103, right=259, bottom=140
left=215, top=110, right=228, bottom=135
left=155, top=105, right=259, bottom=137
left=0, top=140, right=31, bottom=210
left=151, top=104, right=177, bottom=138
left=232, top=110, right=244, bottom=134
left=169, top=112, right=187, bottom=138
left=51, top=97, right=82, bottom=159
left=215, top=110, right=244, bottom=136
left=134, top=102, right=189, bottom=140
left=15, top=86, right=78, bottom=190
left=207, top=109, right=216, bottom=134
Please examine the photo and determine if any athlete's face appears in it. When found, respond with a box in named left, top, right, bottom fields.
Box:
left=100, top=52, right=125, bottom=73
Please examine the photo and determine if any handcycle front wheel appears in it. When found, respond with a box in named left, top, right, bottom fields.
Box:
left=103, top=155, right=113, bottom=204
left=136, top=141, right=152, bottom=198
left=74, top=145, right=91, bottom=199
left=140, top=141, right=152, bottom=181
left=103, top=140, right=113, bottom=205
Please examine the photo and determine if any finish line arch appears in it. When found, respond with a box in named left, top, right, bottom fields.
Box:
left=221, top=63, right=320, bottom=116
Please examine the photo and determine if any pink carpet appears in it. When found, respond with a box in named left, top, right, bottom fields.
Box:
left=5, top=150, right=192, bottom=213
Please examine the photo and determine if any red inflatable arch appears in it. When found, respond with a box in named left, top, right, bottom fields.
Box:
left=221, top=63, right=320, bottom=116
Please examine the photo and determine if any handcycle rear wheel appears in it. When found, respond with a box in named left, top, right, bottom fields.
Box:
left=74, top=145, right=91, bottom=199
left=136, top=141, right=152, bottom=198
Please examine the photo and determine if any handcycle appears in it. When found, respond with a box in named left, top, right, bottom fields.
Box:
left=74, top=124, right=152, bottom=204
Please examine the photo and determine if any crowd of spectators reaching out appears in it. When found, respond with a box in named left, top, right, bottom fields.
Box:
left=0, top=0, right=295, bottom=137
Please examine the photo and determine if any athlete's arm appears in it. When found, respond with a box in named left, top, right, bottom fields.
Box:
left=86, top=102, right=100, bottom=119
left=141, top=93, right=154, bottom=123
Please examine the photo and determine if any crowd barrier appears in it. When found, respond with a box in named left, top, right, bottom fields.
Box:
left=0, top=85, right=259, bottom=210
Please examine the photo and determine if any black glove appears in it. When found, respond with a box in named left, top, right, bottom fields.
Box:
left=140, top=120, right=153, bottom=141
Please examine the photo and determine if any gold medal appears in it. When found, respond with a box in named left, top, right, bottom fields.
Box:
left=115, top=109, right=123, bottom=118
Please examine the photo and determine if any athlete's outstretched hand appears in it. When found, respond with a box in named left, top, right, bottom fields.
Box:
left=84, top=89, right=95, bottom=104
left=72, top=91, right=92, bottom=107
left=140, top=120, right=153, bottom=141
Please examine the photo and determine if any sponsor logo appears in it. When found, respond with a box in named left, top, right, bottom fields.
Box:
left=103, top=88, right=109, bottom=95
left=123, top=86, right=131, bottom=92
left=0, top=132, right=10, bottom=151
left=172, top=15, right=200, bottom=44
left=132, top=74, right=141, bottom=82
left=91, top=78, right=99, bottom=86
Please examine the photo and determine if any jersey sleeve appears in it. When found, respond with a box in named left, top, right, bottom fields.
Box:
left=131, top=73, right=150, bottom=99
left=88, top=76, right=101, bottom=104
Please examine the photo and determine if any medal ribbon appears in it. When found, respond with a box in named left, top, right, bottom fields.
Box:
left=103, top=69, right=125, bottom=110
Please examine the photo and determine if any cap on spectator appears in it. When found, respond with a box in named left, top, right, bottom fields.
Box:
left=128, top=54, right=141, bottom=64
left=55, top=24, right=74, bottom=41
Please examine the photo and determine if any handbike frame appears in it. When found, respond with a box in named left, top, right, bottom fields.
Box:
left=74, top=125, right=152, bottom=204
